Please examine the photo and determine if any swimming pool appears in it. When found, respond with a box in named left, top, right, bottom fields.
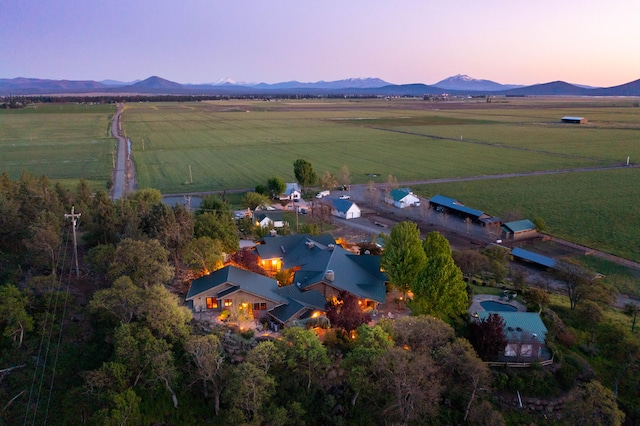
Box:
left=480, top=301, right=517, bottom=312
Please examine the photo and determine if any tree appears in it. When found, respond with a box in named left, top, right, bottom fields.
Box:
left=224, top=362, right=276, bottom=423
left=181, top=236, right=223, bottom=275
left=343, top=324, right=393, bottom=407
left=185, top=334, right=226, bottom=415
left=436, top=338, right=493, bottom=423
left=278, top=327, right=329, bottom=392
left=411, top=232, right=468, bottom=319
left=227, top=247, right=267, bottom=275
left=194, top=211, right=239, bottom=254
left=553, top=261, right=594, bottom=310
left=319, top=171, right=337, bottom=190
left=523, top=287, right=550, bottom=313
left=267, top=177, right=286, bottom=200
left=242, top=191, right=270, bottom=210
left=338, top=164, right=351, bottom=189
left=89, top=276, right=143, bottom=324
left=623, top=302, right=640, bottom=332
left=468, top=313, right=507, bottom=361
left=563, top=380, right=625, bottom=426
left=108, top=238, right=174, bottom=289
left=577, top=300, right=603, bottom=346
left=112, top=323, right=179, bottom=407
left=325, top=291, right=372, bottom=332
left=293, top=159, right=317, bottom=192
left=380, top=221, right=426, bottom=298
left=371, top=346, right=441, bottom=425
left=453, top=249, right=490, bottom=277
left=0, top=284, right=33, bottom=347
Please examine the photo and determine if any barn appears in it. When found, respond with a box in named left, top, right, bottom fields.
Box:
left=561, top=116, right=588, bottom=124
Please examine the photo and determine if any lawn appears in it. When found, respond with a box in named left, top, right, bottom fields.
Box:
left=0, top=103, right=116, bottom=189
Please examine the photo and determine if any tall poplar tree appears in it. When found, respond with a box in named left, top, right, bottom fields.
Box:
left=380, top=221, right=426, bottom=298
left=411, top=231, right=468, bottom=319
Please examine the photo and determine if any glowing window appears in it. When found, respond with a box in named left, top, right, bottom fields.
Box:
left=206, top=297, right=218, bottom=309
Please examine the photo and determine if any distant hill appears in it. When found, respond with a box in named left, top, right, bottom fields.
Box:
left=1, top=75, right=640, bottom=96
left=433, top=74, right=523, bottom=91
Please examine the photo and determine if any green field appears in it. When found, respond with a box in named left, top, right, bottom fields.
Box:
left=412, top=168, right=640, bottom=261
left=0, top=103, right=115, bottom=189
left=121, top=99, right=640, bottom=194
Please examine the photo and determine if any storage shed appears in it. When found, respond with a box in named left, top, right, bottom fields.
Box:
left=561, top=116, right=588, bottom=124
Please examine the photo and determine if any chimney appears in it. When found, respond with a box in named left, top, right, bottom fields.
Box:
left=306, top=241, right=315, bottom=249
left=325, top=270, right=334, bottom=281
left=270, top=229, right=277, bottom=237
left=328, top=244, right=335, bottom=251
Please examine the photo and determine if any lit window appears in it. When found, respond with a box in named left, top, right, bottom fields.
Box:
left=260, top=303, right=267, bottom=310
left=253, top=303, right=261, bottom=311
left=206, top=297, right=218, bottom=309
left=224, top=299, right=233, bottom=308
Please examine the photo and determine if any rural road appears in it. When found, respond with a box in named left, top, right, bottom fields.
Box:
left=110, top=104, right=126, bottom=200
left=110, top=103, right=136, bottom=200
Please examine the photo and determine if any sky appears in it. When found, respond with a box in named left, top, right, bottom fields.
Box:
left=2, top=0, right=640, bottom=87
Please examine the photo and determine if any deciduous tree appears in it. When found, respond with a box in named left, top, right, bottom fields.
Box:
left=325, top=291, right=372, bottom=332
left=293, top=159, right=317, bottom=192
left=411, top=231, right=468, bottom=319
left=267, top=177, right=286, bottom=200
left=108, top=238, right=174, bottom=288
left=563, top=380, right=625, bottom=426
left=468, top=313, right=507, bottom=361
left=381, top=221, right=426, bottom=298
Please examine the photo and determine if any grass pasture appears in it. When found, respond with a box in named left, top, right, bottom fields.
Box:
left=413, top=167, right=640, bottom=261
left=0, top=103, right=115, bottom=189
left=122, top=98, right=640, bottom=194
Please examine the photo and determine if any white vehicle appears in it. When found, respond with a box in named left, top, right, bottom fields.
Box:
left=316, top=190, right=330, bottom=198
left=338, top=195, right=350, bottom=200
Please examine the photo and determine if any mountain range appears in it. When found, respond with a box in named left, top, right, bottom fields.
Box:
left=2, top=74, right=640, bottom=97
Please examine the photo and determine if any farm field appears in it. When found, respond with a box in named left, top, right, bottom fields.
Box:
left=122, top=98, right=640, bottom=194
left=412, top=167, right=640, bottom=261
left=0, top=103, right=115, bottom=189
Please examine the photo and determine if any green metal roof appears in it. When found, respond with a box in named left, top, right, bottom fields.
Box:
left=477, top=312, right=548, bottom=343
left=503, top=219, right=535, bottom=233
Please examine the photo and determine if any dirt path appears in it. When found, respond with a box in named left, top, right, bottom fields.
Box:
left=110, top=103, right=136, bottom=200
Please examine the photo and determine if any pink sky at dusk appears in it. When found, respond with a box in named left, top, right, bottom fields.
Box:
left=1, top=0, right=639, bottom=87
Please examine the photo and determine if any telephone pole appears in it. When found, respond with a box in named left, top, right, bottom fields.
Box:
left=64, top=206, right=81, bottom=277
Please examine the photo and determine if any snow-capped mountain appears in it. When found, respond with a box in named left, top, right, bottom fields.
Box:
left=433, top=74, right=523, bottom=91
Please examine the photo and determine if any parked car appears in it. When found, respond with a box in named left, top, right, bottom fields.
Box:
left=339, top=195, right=350, bottom=200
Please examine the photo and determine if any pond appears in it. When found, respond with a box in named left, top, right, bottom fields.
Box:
left=480, top=301, right=518, bottom=312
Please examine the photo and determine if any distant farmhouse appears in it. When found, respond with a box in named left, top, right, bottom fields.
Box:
left=279, top=182, right=301, bottom=201
left=561, top=116, right=588, bottom=124
left=254, top=211, right=287, bottom=228
left=385, top=188, right=420, bottom=208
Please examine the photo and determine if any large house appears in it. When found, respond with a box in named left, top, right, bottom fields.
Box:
left=385, top=188, right=420, bottom=208
left=254, top=233, right=388, bottom=307
left=186, top=265, right=326, bottom=325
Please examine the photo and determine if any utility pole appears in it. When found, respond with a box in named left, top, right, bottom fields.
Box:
left=64, top=206, right=81, bottom=277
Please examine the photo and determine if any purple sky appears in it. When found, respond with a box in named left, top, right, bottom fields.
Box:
left=2, top=0, right=639, bottom=87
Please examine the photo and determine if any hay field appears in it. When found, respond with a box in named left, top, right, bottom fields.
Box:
left=0, top=103, right=115, bottom=189
left=123, top=98, right=640, bottom=193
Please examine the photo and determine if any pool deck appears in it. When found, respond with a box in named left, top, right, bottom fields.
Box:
left=469, top=294, right=527, bottom=316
